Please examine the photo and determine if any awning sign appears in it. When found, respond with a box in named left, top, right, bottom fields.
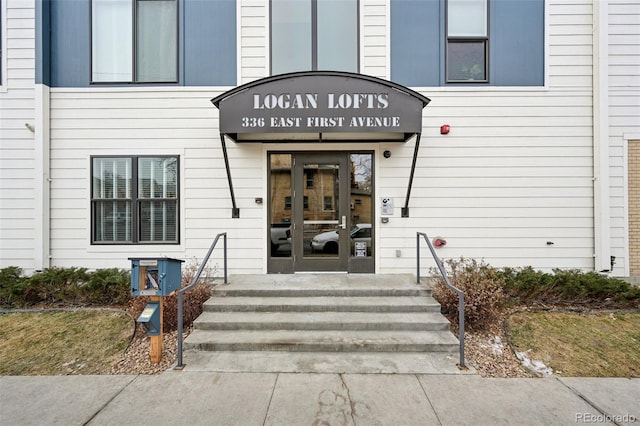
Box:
left=212, top=72, right=430, bottom=142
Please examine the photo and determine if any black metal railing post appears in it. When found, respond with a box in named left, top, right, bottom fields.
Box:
left=175, top=232, right=228, bottom=370
left=416, top=232, right=465, bottom=368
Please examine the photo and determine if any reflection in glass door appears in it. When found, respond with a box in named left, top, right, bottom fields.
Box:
left=269, top=154, right=293, bottom=259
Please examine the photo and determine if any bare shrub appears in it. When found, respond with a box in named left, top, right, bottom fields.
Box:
left=431, top=257, right=507, bottom=331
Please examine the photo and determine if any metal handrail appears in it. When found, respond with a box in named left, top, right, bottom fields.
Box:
left=175, top=232, right=228, bottom=369
left=416, top=232, right=466, bottom=368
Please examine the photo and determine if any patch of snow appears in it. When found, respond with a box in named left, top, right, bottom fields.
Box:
left=480, top=335, right=504, bottom=356
left=516, top=350, right=553, bottom=377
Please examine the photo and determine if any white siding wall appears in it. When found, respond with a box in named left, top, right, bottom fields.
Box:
left=608, top=0, right=640, bottom=276
left=0, top=0, right=36, bottom=271
left=361, top=0, right=387, bottom=79
left=4, top=0, right=637, bottom=276
left=239, top=0, right=267, bottom=84
left=50, top=0, right=598, bottom=273
left=48, top=88, right=267, bottom=273
left=376, top=0, right=597, bottom=273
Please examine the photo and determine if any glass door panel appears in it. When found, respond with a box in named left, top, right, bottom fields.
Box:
left=268, top=151, right=374, bottom=273
left=269, top=154, right=292, bottom=258
left=294, top=153, right=349, bottom=271
left=304, top=162, right=342, bottom=258
left=349, top=153, right=373, bottom=259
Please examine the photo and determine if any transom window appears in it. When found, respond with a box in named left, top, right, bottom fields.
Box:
left=91, top=0, right=178, bottom=83
left=446, top=0, right=488, bottom=83
left=91, top=156, right=179, bottom=244
left=270, top=0, right=359, bottom=75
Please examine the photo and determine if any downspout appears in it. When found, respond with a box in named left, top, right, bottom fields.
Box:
left=34, top=1, right=51, bottom=270
left=34, top=86, right=51, bottom=271
left=592, top=0, right=611, bottom=272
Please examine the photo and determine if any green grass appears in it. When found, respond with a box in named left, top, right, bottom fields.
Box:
left=507, top=311, right=640, bottom=377
left=0, top=311, right=134, bottom=375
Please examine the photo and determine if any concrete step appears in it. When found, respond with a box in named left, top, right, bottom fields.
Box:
left=213, top=288, right=431, bottom=298
left=193, top=311, right=450, bottom=331
left=203, top=296, right=442, bottom=313
left=183, top=329, right=460, bottom=353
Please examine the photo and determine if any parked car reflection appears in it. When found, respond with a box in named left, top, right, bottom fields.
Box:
left=310, top=223, right=371, bottom=255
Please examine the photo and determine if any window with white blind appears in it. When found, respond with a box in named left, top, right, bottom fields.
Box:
left=92, top=156, right=179, bottom=244
left=91, top=0, right=178, bottom=83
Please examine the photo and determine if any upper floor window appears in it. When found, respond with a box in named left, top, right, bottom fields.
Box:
left=446, top=0, right=488, bottom=83
left=91, top=0, right=178, bottom=83
left=270, top=0, right=358, bottom=75
left=92, top=156, right=179, bottom=244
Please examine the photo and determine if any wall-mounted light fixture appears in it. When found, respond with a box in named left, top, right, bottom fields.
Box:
left=383, top=150, right=391, bottom=158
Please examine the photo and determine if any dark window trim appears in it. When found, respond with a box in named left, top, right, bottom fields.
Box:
left=445, top=0, right=490, bottom=84
left=269, top=0, right=360, bottom=75
left=90, top=0, right=180, bottom=85
left=90, top=155, right=180, bottom=245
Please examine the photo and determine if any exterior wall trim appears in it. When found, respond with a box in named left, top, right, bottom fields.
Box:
left=0, top=0, right=7, bottom=92
left=34, top=84, right=51, bottom=271
left=593, top=0, right=611, bottom=272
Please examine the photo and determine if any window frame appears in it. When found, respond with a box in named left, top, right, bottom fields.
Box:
left=91, top=155, right=180, bottom=245
left=323, top=196, right=333, bottom=211
left=445, top=0, right=490, bottom=84
left=269, top=0, right=360, bottom=75
left=305, top=169, right=315, bottom=188
left=90, top=0, right=179, bottom=84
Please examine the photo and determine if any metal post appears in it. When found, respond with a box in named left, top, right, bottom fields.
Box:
left=416, top=232, right=466, bottom=368
left=416, top=233, right=421, bottom=284
left=459, top=293, right=465, bottom=366
left=223, top=233, right=228, bottom=284
left=175, top=232, right=227, bottom=370
left=176, top=291, right=184, bottom=369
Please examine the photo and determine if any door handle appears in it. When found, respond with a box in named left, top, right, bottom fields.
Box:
left=340, top=215, right=347, bottom=229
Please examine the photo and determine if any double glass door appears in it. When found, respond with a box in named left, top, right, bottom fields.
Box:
left=268, top=152, right=373, bottom=273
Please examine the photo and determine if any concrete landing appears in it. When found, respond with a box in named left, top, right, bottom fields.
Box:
left=182, top=350, right=472, bottom=374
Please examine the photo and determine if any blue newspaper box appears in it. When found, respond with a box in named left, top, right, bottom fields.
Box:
left=129, top=257, right=184, bottom=297
left=137, top=300, right=161, bottom=336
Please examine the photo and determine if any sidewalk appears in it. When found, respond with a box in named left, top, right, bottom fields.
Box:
left=1, top=371, right=638, bottom=425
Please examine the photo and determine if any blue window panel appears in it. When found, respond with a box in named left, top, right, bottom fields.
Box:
left=49, top=0, right=91, bottom=87
left=490, top=0, right=544, bottom=86
left=390, top=0, right=442, bottom=87
left=390, top=0, right=544, bottom=87
left=42, top=0, right=236, bottom=87
left=184, top=0, right=236, bottom=86
left=35, top=0, right=51, bottom=86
